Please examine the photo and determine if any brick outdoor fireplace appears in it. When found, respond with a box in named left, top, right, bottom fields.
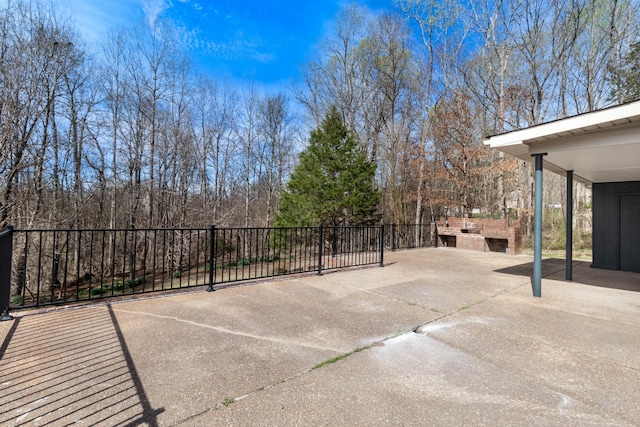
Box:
left=436, top=217, right=522, bottom=255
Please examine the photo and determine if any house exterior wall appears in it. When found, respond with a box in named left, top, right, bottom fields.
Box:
left=593, top=181, right=640, bottom=272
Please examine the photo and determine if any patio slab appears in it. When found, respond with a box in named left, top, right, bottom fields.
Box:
left=1, top=248, right=639, bottom=426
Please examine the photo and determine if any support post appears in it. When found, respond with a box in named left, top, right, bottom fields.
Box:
left=0, top=226, right=14, bottom=320
left=532, top=153, right=546, bottom=297
left=207, top=226, right=216, bottom=292
left=566, top=170, right=573, bottom=281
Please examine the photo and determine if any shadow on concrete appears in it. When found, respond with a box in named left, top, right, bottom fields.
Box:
left=0, top=306, right=163, bottom=426
left=496, top=258, right=640, bottom=293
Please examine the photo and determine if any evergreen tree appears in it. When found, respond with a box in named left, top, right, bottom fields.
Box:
left=276, top=107, right=380, bottom=227
left=608, top=42, right=640, bottom=104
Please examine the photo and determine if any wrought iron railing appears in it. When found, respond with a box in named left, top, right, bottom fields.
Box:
left=384, top=223, right=436, bottom=251
left=0, top=223, right=434, bottom=314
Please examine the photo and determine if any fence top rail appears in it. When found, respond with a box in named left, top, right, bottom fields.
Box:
left=383, top=223, right=433, bottom=226
left=10, top=225, right=390, bottom=233
left=11, top=227, right=213, bottom=233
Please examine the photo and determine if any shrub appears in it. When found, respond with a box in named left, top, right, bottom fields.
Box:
left=90, top=286, right=105, bottom=296
left=124, top=277, right=145, bottom=288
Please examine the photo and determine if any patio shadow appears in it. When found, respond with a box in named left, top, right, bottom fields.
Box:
left=496, top=258, right=640, bottom=293
left=0, top=306, right=163, bottom=426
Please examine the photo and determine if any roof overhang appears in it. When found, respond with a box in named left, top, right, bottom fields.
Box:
left=483, top=101, right=640, bottom=184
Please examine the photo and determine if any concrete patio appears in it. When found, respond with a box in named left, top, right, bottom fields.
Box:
left=1, top=248, right=639, bottom=426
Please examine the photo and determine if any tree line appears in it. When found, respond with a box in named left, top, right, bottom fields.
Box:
left=1, top=0, right=638, bottom=234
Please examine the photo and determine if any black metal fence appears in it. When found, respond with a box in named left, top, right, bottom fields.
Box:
left=384, top=223, right=435, bottom=251
left=0, top=223, right=433, bottom=314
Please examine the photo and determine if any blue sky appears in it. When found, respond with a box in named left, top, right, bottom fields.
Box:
left=57, top=0, right=397, bottom=88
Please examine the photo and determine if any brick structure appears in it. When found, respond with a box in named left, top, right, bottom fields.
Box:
left=436, top=217, right=522, bottom=255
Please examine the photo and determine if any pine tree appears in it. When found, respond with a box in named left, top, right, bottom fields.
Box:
left=608, top=42, right=640, bottom=104
left=276, top=107, right=380, bottom=227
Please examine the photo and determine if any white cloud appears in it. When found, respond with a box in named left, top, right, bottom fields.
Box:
left=208, top=31, right=274, bottom=63
left=137, top=0, right=169, bottom=27
left=55, top=0, right=139, bottom=42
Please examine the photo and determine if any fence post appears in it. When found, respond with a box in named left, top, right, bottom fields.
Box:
left=207, top=225, right=216, bottom=292
left=391, top=223, right=396, bottom=252
left=317, top=225, right=323, bottom=276
left=0, top=225, right=14, bottom=321
left=332, top=224, right=337, bottom=258
left=380, top=224, right=385, bottom=267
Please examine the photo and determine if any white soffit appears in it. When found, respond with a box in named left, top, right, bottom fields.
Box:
left=483, top=101, right=640, bottom=184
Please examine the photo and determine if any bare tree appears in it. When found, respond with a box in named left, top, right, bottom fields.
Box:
left=99, top=29, right=128, bottom=229
left=367, top=13, right=421, bottom=224
left=237, top=83, right=260, bottom=227
left=257, top=94, right=294, bottom=227
left=295, top=5, right=376, bottom=155
left=571, top=0, right=640, bottom=112
left=156, top=56, right=196, bottom=228
left=0, top=0, right=84, bottom=228
left=192, top=77, right=239, bottom=225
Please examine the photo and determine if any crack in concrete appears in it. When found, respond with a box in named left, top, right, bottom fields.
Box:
left=410, top=280, right=529, bottom=334
left=166, top=279, right=535, bottom=425
left=169, top=334, right=401, bottom=425
left=111, top=308, right=345, bottom=353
